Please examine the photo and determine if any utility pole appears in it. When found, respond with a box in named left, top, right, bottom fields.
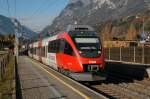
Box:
left=11, top=18, right=20, bottom=62
left=141, top=16, right=145, bottom=64
left=142, top=17, right=145, bottom=36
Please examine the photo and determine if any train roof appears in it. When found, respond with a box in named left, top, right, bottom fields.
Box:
left=66, top=25, right=95, bottom=32
left=30, top=25, right=96, bottom=45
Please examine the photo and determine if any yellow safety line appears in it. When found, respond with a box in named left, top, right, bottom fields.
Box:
left=29, top=58, right=90, bottom=99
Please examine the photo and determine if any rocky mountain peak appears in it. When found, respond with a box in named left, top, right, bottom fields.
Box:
left=69, top=0, right=91, bottom=7
left=42, top=0, right=150, bottom=34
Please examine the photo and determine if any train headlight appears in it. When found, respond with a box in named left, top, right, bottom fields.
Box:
left=98, top=51, right=101, bottom=54
left=79, top=51, right=82, bottom=54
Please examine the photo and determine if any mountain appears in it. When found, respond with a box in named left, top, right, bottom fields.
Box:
left=21, top=26, right=38, bottom=39
left=42, top=0, right=150, bottom=35
left=0, top=15, right=38, bottom=39
left=0, top=15, right=14, bottom=34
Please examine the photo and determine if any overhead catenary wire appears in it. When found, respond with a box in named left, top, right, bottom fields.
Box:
left=23, top=0, right=61, bottom=32
left=29, top=0, right=60, bottom=20
left=14, top=0, right=16, bottom=17
left=6, top=0, right=11, bottom=17
left=30, top=0, right=50, bottom=18
left=15, top=0, right=64, bottom=33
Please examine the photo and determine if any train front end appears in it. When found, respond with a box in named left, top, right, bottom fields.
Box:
left=67, top=25, right=106, bottom=81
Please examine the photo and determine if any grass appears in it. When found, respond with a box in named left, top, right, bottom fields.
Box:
left=0, top=56, right=15, bottom=99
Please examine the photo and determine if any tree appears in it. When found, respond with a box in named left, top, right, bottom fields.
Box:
left=126, top=24, right=137, bottom=40
left=101, top=23, right=112, bottom=41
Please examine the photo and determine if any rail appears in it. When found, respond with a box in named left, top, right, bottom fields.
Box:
left=84, top=72, right=150, bottom=99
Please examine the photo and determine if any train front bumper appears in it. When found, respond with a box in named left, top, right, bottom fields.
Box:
left=69, top=72, right=107, bottom=81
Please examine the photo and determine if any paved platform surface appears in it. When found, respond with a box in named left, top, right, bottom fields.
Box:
left=18, top=56, right=106, bottom=99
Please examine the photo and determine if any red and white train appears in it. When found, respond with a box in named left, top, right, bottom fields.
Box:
left=28, top=25, right=106, bottom=81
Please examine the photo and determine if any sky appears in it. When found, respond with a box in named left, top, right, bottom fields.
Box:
left=0, top=0, right=69, bottom=32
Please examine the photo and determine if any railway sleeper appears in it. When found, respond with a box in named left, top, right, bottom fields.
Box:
left=107, top=84, right=142, bottom=99
left=118, top=82, right=150, bottom=97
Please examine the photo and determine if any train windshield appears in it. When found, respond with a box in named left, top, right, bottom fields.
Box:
left=75, top=38, right=100, bottom=50
left=69, top=31, right=102, bottom=58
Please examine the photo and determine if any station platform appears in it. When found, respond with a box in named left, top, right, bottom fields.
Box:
left=105, top=60, right=150, bottom=79
left=17, top=56, right=106, bottom=99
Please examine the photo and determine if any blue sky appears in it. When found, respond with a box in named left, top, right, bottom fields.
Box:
left=0, top=0, right=69, bottom=32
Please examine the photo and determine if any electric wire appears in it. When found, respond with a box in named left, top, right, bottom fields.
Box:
left=30, top=0, right=50, bottom=18
left=16, top=0, right=63, bottom=32
left=27, top=0, right=58, bottom=19
left=14, top=0, right=16, bottom=17
left=6, top=0, right=10, bottom=16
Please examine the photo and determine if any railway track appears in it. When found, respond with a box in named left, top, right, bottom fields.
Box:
left=83, top=73, right=150, bottom=99
left=29, top=56, right=150, bottom=99
left=52, top=64, right=150, bottom=99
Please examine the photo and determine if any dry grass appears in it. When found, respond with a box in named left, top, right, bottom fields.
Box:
left=0, top=56, right=15, bottom=99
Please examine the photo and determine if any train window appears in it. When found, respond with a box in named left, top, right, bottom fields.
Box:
left=59, top=39, right=65, bottom=53
left=38, top=48, right=40, bottom=56
left=33, top=48, right=36, bottom=54
left=41, top=47, right=45, bottom=57
left=31, top=48, right=33, bottom=54
left=48, top=42, right=52, bottom=53
left=35, top=48, right=36, bottom=54
left=34, top=48, right=36, bottom=54
left=48, top=41, right=55, bottom=53
left=56, top=40, right=60, bottom=53
left=64, top=40, right=74, bottom=56
left=33, top=48, right=35, bottom=54
left=32, top=48, right=34, bottom=54
left=56, top=41, right=58, bottom=52
left=38, top=48, right=41, bottom=56
left=30, top=48, right=33, bottom=54
left=48, top=43, right=50, bottom=53
left=37, top=48, right=39, bottom=56
left=53, top=41, right=56, bottom=53
left=48, top=40, right=61, bottom=53
left=45, top=46, right=48, bottom=57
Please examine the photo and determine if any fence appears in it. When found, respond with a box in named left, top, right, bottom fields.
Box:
left=104, top=46, right=150, bottom=64
left=0, top=52, right=11, bottom=81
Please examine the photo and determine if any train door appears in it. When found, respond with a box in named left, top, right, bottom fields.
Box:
left=48, top=41, right=58, bottom=70
left=61, top=39, right=76, bottom=71
left=45, top=46, right=49, bottom=65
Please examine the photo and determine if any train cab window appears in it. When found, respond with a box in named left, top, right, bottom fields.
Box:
left=64, top=40, right=74, bottom=56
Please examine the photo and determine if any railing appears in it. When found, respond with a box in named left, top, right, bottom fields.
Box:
left=0, top=52, right=11, bottom=81
left=105, top=47, right=150, bottom=64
